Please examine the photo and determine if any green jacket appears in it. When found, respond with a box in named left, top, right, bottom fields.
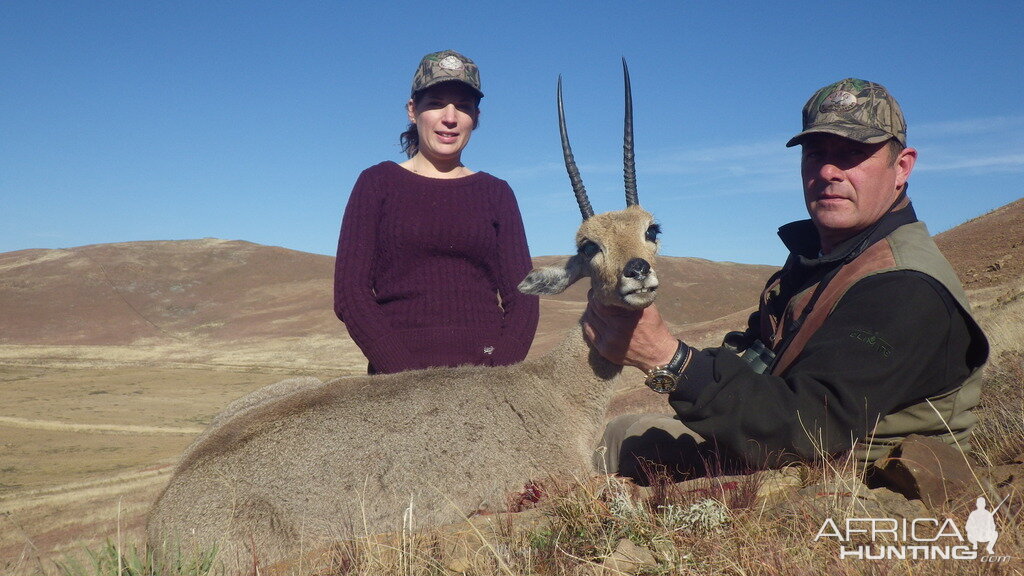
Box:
left=669, top=201, right=989, bottom=466
left=761, top=220, right=986, bottom=463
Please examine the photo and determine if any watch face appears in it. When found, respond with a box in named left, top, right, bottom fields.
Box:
left=645, top=372, right=678, bottom=394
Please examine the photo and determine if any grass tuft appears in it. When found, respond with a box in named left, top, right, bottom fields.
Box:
left=51, top=540, right=219, bottom=576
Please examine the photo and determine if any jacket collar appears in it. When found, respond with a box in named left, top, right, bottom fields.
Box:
left=777, top=194, right=919, bottom=269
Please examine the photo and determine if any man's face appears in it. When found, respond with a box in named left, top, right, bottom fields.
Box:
left=800, top=134, right=916, bottom=253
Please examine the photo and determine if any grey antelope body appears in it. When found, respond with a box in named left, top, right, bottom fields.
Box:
left=147, top=61, right=663, bottom=570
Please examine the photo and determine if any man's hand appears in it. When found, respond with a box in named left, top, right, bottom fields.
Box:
left=581, top=292, right=680, bottom=371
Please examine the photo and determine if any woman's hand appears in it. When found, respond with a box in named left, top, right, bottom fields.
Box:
left=581, top=292, right=680, bottom=371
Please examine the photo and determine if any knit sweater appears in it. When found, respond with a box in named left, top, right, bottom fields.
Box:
left=334, top=161, right=539, bottom=374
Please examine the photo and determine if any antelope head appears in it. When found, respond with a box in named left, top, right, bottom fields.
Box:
left=519, top=60, right=660, bottom=310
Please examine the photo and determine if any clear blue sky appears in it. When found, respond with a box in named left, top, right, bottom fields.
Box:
left=3, top=2, right=1022, bottom=265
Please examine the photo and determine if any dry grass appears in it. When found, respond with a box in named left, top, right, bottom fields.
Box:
left=970, top=282, right=1024, bottom=467
left=291, top=448, right=1024, bottom=576
left=972, top=350, right=1024, bottom=467
left=38, top=444, right=1024, bottom=576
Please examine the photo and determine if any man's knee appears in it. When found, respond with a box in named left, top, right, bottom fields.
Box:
left=593, top=413, right=708, bottom=483
left=593, top=414, right=647, bottom=474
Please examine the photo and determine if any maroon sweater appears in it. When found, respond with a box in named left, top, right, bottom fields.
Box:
left=334, top=161, right=539, bottom=374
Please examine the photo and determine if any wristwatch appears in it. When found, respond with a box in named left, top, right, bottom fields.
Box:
left=644, top=340, right=690, bottom=393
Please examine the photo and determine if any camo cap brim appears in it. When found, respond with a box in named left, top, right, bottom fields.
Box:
left=786, top=122, right=894, bottom=147
left=410, top=50, right=483, bottom=99
left=786, top=78, right=906, bottom=148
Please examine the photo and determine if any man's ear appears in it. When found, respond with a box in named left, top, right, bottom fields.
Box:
left=518, top=254, right=586, bottom=295
left=406, top=99, right=416, bottom=124
left=896, top=146, right=917, bottom=189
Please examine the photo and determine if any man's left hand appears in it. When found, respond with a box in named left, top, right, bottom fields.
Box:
left=581, top=292, right=680, bottom=371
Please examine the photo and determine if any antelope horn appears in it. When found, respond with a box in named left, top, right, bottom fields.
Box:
left=622, top=58, right=638, bottom=207
left=557, top=75, right=595, bottom=221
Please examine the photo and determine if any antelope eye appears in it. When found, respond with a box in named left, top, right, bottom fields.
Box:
left=578, top=240, right=601, bottom=259
left=645, top=224, right=661, bottom=242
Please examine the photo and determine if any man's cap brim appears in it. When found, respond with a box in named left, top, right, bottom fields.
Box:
left=786, top=123, right=894, bottom=147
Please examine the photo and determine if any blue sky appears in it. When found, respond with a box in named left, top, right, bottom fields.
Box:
left=2, top=2, right=1022, bottom=265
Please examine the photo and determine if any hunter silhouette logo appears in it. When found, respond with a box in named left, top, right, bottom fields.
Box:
left=965, top=496, right=1003, bottom=555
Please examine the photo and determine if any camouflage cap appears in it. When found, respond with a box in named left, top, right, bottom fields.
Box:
left=786, top=78, right=906, bottom=148
left=410, top=50, right=483, bottom=99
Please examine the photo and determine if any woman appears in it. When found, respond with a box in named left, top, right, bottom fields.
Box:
left=334, top=50, right=539, bottom=374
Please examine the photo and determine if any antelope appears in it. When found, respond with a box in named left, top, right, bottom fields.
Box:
left=147, top=60, right=662, bottom=571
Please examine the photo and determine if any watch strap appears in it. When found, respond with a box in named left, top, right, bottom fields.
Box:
left=644, top=340, right=690, bottom=393
left=662, top=339, right=689, bottom=375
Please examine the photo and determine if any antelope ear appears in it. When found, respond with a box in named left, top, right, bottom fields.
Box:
left=518, top=255, right=586, bottom=295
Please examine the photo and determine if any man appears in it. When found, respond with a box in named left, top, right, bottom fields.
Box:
left=584, top=78, right=989, bottom=480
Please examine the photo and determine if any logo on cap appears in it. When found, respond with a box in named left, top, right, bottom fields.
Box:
left=438, top=55, right=464, bottom=71
left=820, top=90, right=857, bottom=113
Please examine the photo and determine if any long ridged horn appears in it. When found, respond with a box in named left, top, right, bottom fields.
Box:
left=557, top=75, right=595, bottom=220
left=622, top=58, right=638, bottom=207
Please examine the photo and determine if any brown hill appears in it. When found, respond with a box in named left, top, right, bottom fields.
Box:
left=6, top=189, right=1020, bottom=368
left=935, top=197, right=1024, bottom=290
left=0, top=239, right=340, bottom=346
left=0, top=241, right=775, bottom=365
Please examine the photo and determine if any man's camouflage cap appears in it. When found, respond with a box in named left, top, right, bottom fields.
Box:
left=410, top=50, right=483, bottom=99
left=786, top=78, right=906, bottom=148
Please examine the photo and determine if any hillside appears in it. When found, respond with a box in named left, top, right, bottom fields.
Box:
left=3, top=190, right=1022, bottom=368
left=935, top=197, right=1024, bottom=290
left=0, top=241, right=776, bottom=367
left=1, top=196, right=1021, bottom=366
left=0, top=239, right=339, bottom=346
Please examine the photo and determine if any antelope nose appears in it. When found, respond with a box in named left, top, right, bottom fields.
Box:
left=623, top=258, right=650, bottom=280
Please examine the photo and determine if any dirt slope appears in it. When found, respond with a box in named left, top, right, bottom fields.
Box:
left=2, top=190, right=1019, bottom=362
left=0, top=239, right=341, bottom=346
left=935, top=198, right=1024, bottom=290
left=0, top=241, right=775, bottom=360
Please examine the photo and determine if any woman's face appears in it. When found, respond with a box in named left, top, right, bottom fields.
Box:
left=407, top=82, right=480, bottom=162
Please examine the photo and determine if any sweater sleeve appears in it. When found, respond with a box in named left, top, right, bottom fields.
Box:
left=333, top=169, right=414, bottom=373
left=667, top=271, right=973, bottom=466
left=488, top=182, right=539, bottom=365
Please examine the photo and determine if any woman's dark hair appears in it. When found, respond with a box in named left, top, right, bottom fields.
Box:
left=400, top=87, right=481, bottom=158
left=399, top=121, right=420, bottom=159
